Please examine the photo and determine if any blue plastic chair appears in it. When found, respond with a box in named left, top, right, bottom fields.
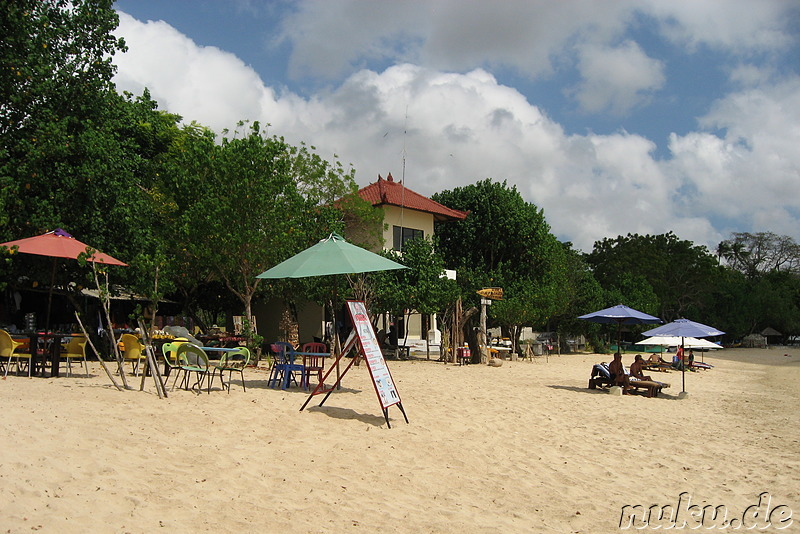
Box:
left=268, top=342, right=304, bottom=389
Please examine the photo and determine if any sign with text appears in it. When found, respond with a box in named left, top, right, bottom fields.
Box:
left=346, top=300, right=402, bottom=409
left=476, top=287, right=503, bottom=300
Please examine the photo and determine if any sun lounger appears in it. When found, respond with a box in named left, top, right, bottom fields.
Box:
left=627, top=379, right=667, bottom=397
left=644, top=358, right=673, bottom=372
left=588, top=362, right=614, bottom=389
left=588, top=361, right=670, bottom=397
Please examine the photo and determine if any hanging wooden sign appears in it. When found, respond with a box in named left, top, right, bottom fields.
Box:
left=476, top=287, right=503, bottom=300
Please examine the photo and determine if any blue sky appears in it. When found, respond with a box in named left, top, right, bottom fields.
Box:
left=111, top=0, right=800, bottom=252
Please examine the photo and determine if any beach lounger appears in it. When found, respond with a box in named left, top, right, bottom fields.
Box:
left=627, top=378, right=668, bottom=398
left=588, top=362, right=614, bottom=389
left=588, top=361, right=669, bottom=397
left=644, top=356, right=673, bottom=372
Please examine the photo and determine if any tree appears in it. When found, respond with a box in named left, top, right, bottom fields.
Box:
left=371, top=236, right=458, bottom=320
left=147, top=121, right=369, bottom=327
left=717, top=232, right=800, bottom=278
left=548, top=243, right=604, bottom=345
left=586, top=232, right=717, bottom=320
left=0, top=1, right=183, bottom=330
left=1, top=0, right=128, bottom=240
left=432, top=179, right=571, bottom=352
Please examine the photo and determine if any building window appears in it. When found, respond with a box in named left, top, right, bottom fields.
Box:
left=393, top=225, right=423, bottom=250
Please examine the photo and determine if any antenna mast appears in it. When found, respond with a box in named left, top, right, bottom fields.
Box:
left=400, top=106, right=408, bottom=252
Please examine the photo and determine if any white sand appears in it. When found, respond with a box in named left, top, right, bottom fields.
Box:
left=1, top=348, right=798, bottom=533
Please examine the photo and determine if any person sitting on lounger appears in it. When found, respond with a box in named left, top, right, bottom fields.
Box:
left=608, top=353, right=631, bottom=389
left=629, top=354, right=653, bottom=382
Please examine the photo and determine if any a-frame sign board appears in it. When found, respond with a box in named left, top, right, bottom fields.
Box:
left=300, top=300, right=409, bottom=428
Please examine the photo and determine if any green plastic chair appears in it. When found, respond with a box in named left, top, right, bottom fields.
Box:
left=175, top=343, right=210, bottom=393
left=160, top=341, right=184, bottom=390
left=209, top=347, right=251, bottom=393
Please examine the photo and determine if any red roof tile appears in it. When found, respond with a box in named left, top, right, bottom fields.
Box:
left=357, top=174, right=468, bottom=222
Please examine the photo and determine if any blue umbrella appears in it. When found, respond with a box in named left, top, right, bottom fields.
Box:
left=579, top=304, right=661, bottom=353
left=643, top=319, right=725, bottom=393
left=642, top=318, right=724, bottom=338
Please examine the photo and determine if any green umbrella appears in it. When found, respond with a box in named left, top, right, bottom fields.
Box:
left=256, top=233, right=406, bottom=279
left=257, top=233, right=406, bottom=402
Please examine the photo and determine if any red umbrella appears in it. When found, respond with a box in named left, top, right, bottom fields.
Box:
left=0, top=228, right=127, bottom=266
left=1, top=229, right=127, bottom=331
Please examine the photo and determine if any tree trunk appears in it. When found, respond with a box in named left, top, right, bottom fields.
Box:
left=243, top=293, right=252, bottom=324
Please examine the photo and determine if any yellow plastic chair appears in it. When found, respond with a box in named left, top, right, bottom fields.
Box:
left=1, top=329, right=31, bottom=377
left=120, top=333, right=146, bottom=376
left=61, top=335, right=88, bottom=377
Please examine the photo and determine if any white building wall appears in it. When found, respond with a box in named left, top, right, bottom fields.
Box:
left=381, top=205, right=435, bottom=248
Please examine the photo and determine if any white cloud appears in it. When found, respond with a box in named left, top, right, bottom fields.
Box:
left=571, top=40, right=665, bottom=115
left=113, top=9, right=800, bottom=253
left=643, top=0, right=795, bottom=53
left=114, top=13, right=276, bottom=132
left=279, top=0, right=636, bottom=81
left=277, top=0, right=797, bottom=110
left=668, top=76, right=800, bottom=239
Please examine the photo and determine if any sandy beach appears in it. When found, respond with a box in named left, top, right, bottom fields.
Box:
left=1, top=348, right=797, bottom=533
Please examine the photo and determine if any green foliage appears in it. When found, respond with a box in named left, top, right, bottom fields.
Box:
left=545, top=243, right=604, bottom=335
left=0, top=0, right=176, bottom=311
left=370, top=236, right=459, bottom=317
left=586, top=232, right=717, bottom=320
left=433, top=179, right=553, bottom=279
left=1, top=0, right=127, bottom=236
left=141, top=120, right=365, bottom=323
left=432, top=179, right=571, bottom=338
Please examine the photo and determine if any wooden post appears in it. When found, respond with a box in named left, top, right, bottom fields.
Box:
left=138, top=319, right=167, bottom=398
left=479, top=299, right=489, bottom=364
left=74, top=311, right=122, bottom=391
left=91, top=265, right=130, bottom=389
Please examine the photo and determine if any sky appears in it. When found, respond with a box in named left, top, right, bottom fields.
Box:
left=111, top=0, right=800, bottom=253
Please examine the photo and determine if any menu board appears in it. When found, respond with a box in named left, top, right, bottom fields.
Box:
left=346, top=300, right=401, bottom=409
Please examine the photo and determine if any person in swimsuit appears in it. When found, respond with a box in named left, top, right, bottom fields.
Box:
left=629, top=354, right=652, bottom=381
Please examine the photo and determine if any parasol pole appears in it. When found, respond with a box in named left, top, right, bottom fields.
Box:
left=681, top=337, right=686, bottom=393
left=330, top=280, right=342, bottom=389
left=46, top=257, right=56, bottom=333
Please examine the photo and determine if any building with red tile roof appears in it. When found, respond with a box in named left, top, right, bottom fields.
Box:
left=353, top=173, right=467, bottom=253
left=357, top=173, right=468, bottom=223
